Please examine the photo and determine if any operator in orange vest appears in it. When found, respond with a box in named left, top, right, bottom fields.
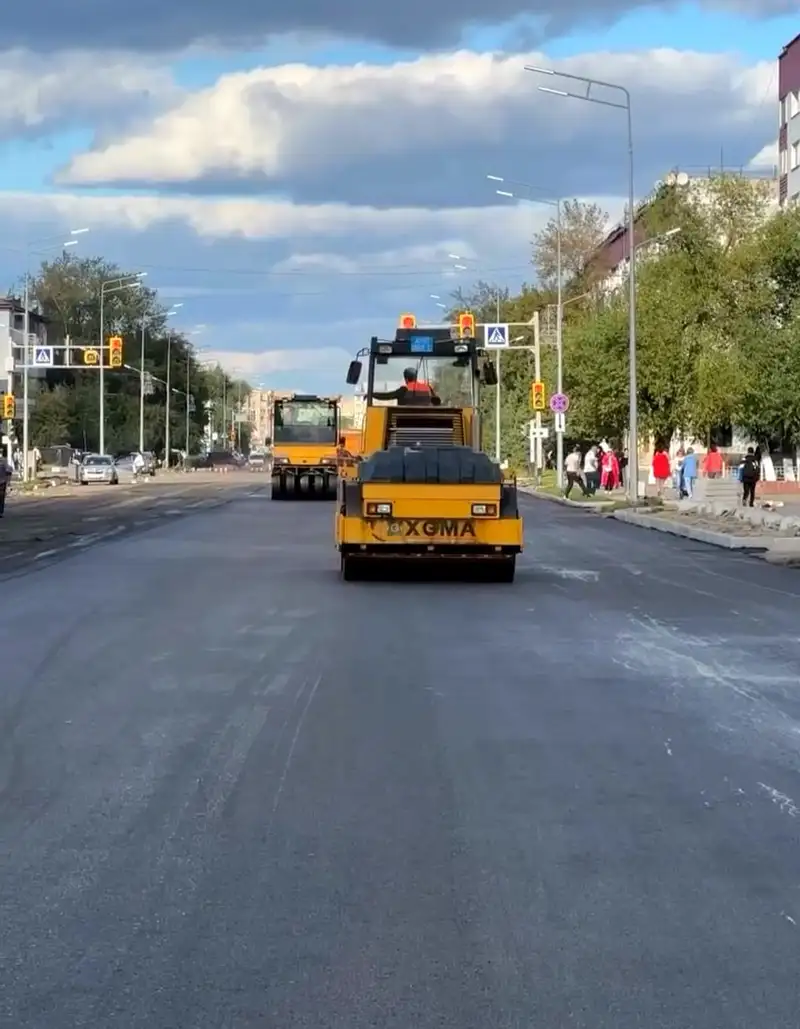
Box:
left=372, top=367, right=441, bottom=405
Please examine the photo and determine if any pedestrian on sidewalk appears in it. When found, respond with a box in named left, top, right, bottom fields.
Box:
left=682, top=447, right=698, bottom=498
left=601, top=448, right=619, bottom=491
left=739, top=447, right=759, bottom=507
left=702, top=444, right=723, bottom=478
left=564, top=446, right=588, bottom=498
left=583, top=445, right=599, bottom=494
left=0, top=455, right=12, bottom=516
left=651, top=445, right=670, bottom=496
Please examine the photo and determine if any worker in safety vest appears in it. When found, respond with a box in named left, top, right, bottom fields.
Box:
left=372, top=368, right=441, bottom=405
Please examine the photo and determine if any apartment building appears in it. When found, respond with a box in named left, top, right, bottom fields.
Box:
left=778, top=33, right=800, bottom=206
left=0, top=296, right=52, bottom=396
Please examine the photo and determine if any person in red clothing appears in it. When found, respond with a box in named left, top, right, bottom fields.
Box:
left=652, top=446, right=671, bottom=496
left=702, top=443, right=723, bottom=478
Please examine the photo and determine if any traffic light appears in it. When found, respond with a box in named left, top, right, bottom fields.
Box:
left=399, top=313, right=416, bottom=329
left=531, top=381, right=546, bottom=410
left=457, top=311, right=475, bottom=338
left=2, top=393, right=15, bottom=419
left=109, top=336, right=123, bottom=368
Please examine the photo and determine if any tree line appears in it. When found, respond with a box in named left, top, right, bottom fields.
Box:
left=16, top=254, right=250, bottom=455
left=453, top=174, right=799, bottom=469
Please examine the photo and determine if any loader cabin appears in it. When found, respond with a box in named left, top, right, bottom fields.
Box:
left=345, top=328, right=497, bottom=453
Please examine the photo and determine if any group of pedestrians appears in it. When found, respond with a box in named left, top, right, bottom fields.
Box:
left=564, top=442, right=626, bottom=498
left=651, top=443, right=761, bottom=505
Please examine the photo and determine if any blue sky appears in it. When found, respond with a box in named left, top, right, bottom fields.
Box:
left=0, top=1, right=791, bottom=393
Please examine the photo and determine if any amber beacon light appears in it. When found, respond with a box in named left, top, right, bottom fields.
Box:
left=399, top=313, right=416, bottom=329
left=457, top=312, right=475, bottom=338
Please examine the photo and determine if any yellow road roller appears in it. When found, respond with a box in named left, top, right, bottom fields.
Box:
left=335, top=320, right=523, bottom=580
left=271, top=394, right=340, bottom=500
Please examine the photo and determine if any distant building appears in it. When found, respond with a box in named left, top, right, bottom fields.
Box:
left=778, top=33, right=800, bottom=206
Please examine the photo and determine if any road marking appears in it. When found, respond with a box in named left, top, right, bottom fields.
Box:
left=67, top=533, right=101, bottom=548
left=34, top=548, right=62, bottom=560
left=0, top=550, right=26, bottom=561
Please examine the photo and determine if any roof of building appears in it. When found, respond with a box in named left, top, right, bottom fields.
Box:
left=779, top=33, right=800, bottom=59
left=0, top=296, right=49, bottom=323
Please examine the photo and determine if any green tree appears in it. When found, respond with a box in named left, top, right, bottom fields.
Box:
left=27, top=253, right=239, bottom=454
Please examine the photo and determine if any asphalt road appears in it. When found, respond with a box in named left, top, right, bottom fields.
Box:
left=0, top=472, right=267, bottom=576
left=2, top=492, right=800, bottom=1027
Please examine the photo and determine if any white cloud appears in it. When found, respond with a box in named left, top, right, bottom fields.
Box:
left=57, top=47, right=775, bottom=199
left=203, top=345, right=351, bottom=378
left=748, top=141, right=778, bottom=169
left=0, top=189, right=622, bottom=246
left=0, top=49, right=177, bottom=138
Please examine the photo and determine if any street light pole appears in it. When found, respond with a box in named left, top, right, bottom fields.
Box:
left=99, top=273, right=146, bottom=454
left=489, top=176, right=564, bottom=485
left=525, top=66, right=638, bottom=501
left=139, top=309, right=146, bottom=453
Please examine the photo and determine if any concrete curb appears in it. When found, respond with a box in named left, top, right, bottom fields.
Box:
left=517, top=487, right=613, bottom=510
left=612, top=508, right=770, bottom=550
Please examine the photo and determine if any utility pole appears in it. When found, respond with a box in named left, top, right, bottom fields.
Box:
left=185, top=351, right=191, bottom=459
left=164, top=331, right=172, bottom=468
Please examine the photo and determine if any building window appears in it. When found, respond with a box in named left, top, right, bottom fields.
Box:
left=782, top=96, right=787, bottom=124
left=791, top=91, right=800, bottom=119
left=781, top=145, right=789, bottom=174
left=792, top=193, right=800, bottom=206
left=793, top=142, right=800, bottom=169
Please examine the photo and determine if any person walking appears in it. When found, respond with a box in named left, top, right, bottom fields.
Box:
left=702, top=443, right=723, bottom=478
left=651, top=445, right=671, bottom=497
left=682, top=447, right=698, bottom=498
left=583, top=445, right=599, bottom=494
left=564, top=446, right=588, bottom=498
left=740, top=447, right=759, bottom=507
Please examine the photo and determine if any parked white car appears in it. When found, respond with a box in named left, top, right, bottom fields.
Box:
left=79, top=454, right=118, bottom=485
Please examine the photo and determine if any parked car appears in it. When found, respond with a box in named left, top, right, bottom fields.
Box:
left=79, top=454, right=118, bottom=485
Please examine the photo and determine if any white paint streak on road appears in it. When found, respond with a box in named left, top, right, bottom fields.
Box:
left=758, top=783, right=799, bottom=818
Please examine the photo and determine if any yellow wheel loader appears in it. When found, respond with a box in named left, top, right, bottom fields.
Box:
left=334, top=323, right=523, bottom=581
left=271, top=394, right=340, bottom=500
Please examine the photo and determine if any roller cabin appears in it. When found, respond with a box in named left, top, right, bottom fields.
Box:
left=335, top=323, right=524, bottom=581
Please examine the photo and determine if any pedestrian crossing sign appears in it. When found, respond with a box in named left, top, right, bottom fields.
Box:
left=484, top=323, right=509, bottom=348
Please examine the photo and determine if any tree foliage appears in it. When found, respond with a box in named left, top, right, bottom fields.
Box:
left=18, top=254, right=248, bottom=454
left=461, top=175, right=800, bottom=461
left=532, top=199, right=609, bottom=290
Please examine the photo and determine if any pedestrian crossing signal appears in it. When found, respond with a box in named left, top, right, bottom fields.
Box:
left=2, top=393, right=15, bottom=419
left=457, top=312, right=475, bottom=338
left=531, top=381, right=546, bottom=410
left=109, top=336, right=123, bottom=368
left=399, top=313, right=416, bottom=329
